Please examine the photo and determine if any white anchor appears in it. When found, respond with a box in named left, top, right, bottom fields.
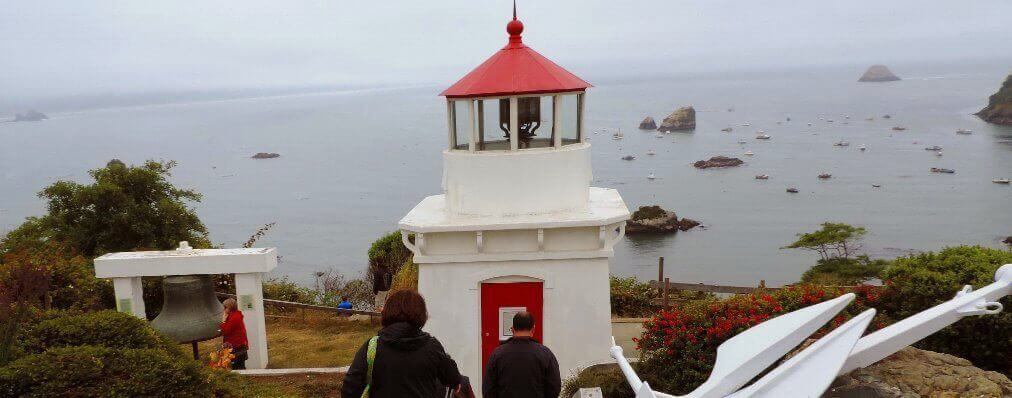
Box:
left=609, top=264, right=1011, bottom=398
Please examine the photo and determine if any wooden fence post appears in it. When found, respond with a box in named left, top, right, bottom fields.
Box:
left=663, top=277, right=670, bottom=310
left=657, top=257, right=665, bottom=297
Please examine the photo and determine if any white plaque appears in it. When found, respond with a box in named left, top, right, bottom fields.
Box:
left=498, top=306, right=526, bottom=340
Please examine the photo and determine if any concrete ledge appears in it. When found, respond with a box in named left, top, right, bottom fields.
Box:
left=233, top=367, right=348, bottom=376
left=611, top=317, right=649, bottom=323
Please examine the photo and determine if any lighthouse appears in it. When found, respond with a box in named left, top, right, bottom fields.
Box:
left=398, top=7, right=630, bottom=388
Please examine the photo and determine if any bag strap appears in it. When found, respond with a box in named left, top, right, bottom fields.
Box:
left=361, top=336, right=379, bottom=398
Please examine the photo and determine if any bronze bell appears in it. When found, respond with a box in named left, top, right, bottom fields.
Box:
left=150, top=275, right=224, bottom=343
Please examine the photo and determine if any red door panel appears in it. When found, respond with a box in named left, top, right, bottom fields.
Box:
left=480, top=282, right=543, bottom=371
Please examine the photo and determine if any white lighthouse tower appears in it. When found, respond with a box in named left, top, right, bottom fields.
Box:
left=398, top=8, right=630, bottom=388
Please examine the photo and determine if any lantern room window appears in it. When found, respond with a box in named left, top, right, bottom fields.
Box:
left=447, top=92, right=583, bottom=152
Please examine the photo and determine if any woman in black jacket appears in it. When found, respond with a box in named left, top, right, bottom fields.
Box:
left=342, top=290, right=462, bottom=398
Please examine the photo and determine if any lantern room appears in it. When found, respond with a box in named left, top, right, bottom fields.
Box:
left=440, top=13, right=589, bottom=151
left=438, top=11, right=597, bottom=217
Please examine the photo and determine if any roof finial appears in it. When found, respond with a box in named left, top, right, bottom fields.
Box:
left=506, top=0, right=524, bottom=43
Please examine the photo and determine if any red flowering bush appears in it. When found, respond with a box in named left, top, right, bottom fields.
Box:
left=634, top=284, right=890, bottom=395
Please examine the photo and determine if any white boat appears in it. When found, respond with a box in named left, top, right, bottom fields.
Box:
left=833, top=141, right=850, bottom=147
left=647, top=173, right=656, bottom=180
left=737, top=139, right=748, bottom=144
left=993, top=178, right=1010, bottom=184
left=655, top=132, right=664, bottom=138
left=756, top=134, right=771, bottom=140
left=807, top=122, right=813, bottom=126
left=646, top=150, right=655, bottom=156
left=744, top=150, right=755, bottom=156
left=936, top=151, right=943, bottom=157
left=755, top=174, right=769, bottom=180
left=956, top=129, right=973, bottom=135
left=612, top=130, right=624, bottom=140
left=741, top=122, right=751, bottom=127
left=859, top=144, right=867, bottom=151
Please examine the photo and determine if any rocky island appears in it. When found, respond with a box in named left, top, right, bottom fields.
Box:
left=11, top=110, right=47, bottom=122
left=626, top=205, right=700, bottom=234
left=693, top=156, right=744, bottom=169
left=858, top=64, right=900, bottom=82
left=976, top=74, right=1012, bottom=125
left=658, top=106, right=695, bottom=132
left=251, top=152, right=281, bottom=159
left=638, top=117, right=657, bottom=130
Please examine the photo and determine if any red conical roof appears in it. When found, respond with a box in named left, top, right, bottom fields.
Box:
left=440, top=14, right=591, bottom=98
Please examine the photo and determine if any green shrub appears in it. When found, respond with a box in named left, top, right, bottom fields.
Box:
left=631, top=206, right=666, bottom=221
left=610, top=276, right=714, bottom=317
left=0, top=346, right=212, bottom=398
left=20, top=310, right=181, bottom=357
left=316, top=270, right=376, bottom=310
left=263, top=277, right=318, bottom=304
left=562, top=364, right=635, bottom=398
left=368, top=231, right=412, bottom=278
left=610, top=276, right=656, bottom=317
left=878, top=245, right=1012, bottom=374
left=800, top=255, right=888, bottom=285
left=389, top=260, right=418, bottom=292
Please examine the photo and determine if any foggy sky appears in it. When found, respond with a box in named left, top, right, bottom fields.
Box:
left=2, top=0, right=1010, bottom=101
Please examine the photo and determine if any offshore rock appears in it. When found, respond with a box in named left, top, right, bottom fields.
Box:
left=693, top=156, right=743, bottom=169
left=658, top=106, right=695, bottom=132
left=823, top=347, right=1012, bottom=398
left=251, top=152, right=281, bottom=159
left=11, top=110, right=47, bottom=122
left=639, top=117, right=657, bottom=130
left=976, top=74, right=1012, bottom=125
left=626, top=205, right=700, bottom=234
left=858, top=65, right=901, bottom=82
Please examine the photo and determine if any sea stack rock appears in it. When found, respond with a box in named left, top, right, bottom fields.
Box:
left=976, top=74, right=1012, bottom=125
left=626, top=205, right=700, bottom=234
left=658, top=106, right=695, bottom=132
left=251, top=152, right=281, bottom=159
left=12, top=110, right=47, bottom=122
left=858, top=65, right=900, bottom=82
left=693, top=156, right=743, bottom=169
left=638, top=117, right=657, bottom=130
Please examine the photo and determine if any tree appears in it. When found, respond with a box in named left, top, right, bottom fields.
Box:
left=0, top=159, right=210, bottom=257
left=0, top=252, right=51, bottom=365
left=784, top=222, right=867, bottom=261
left=799, top=255, right=888, bottom=285
left=367, top=231, right=413, bottom=292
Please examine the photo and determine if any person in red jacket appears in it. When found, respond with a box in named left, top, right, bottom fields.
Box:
left=220, top=298, right=249, bottom=369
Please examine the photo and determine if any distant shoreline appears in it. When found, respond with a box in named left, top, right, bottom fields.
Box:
left=0, top=84, right=435, bottom=119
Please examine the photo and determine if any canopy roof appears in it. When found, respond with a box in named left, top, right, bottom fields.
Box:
left=440, top=15, right=591, bottom=98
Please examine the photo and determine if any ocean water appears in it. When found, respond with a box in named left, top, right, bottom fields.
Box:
left=2, top=62, right=1010, bottom=286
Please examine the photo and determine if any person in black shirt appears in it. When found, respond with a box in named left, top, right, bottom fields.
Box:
left=482, top=311, right=561, bottom=398
left=342, top=290, right=462, bottom=398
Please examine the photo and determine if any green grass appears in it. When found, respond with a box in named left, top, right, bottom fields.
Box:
left=192, top=315, right=380, bottom=369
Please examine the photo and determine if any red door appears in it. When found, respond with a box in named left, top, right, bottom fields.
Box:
left=480, top=282, right=543, bottom=371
